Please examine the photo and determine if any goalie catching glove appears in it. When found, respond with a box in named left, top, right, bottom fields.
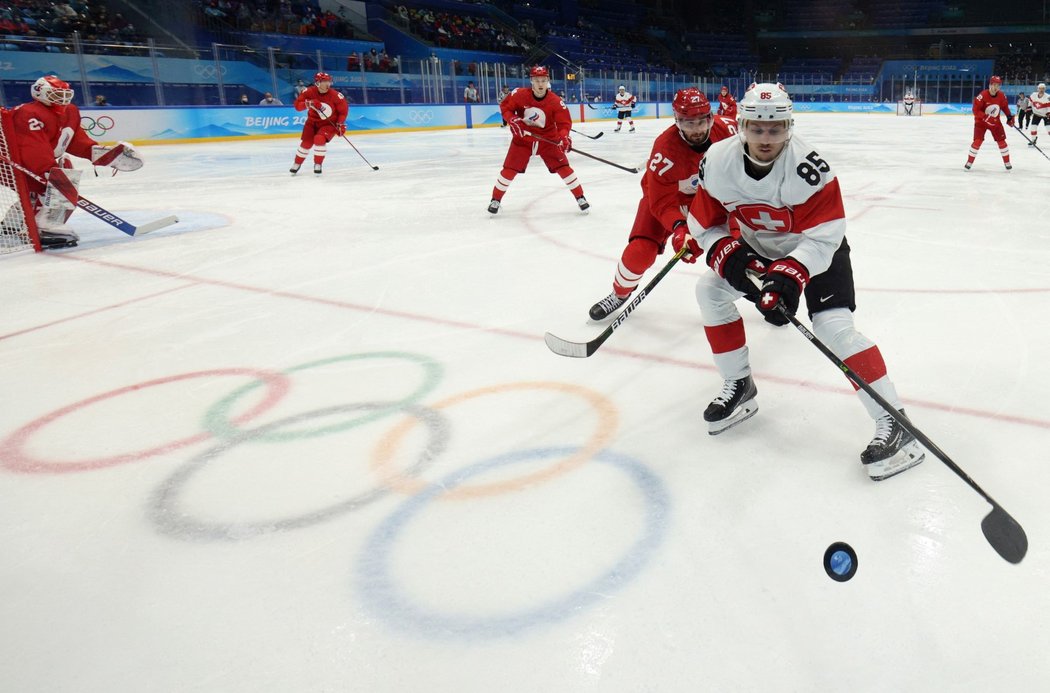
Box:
left=91, top=141, right=144, bottom=171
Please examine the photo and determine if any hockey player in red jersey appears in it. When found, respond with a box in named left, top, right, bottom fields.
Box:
left=589, top=87, right=737, bottom=319
left=717, top=86, right=737, bottom=119
left=291, top=72, right=348, bottom=175
left=5, top=74, right=144, bottom=248
left=965, top=75, right=1014, bottom=171
left=487, top=65, right=587, bottom=214
left=671, top=82, right=924, bottom=480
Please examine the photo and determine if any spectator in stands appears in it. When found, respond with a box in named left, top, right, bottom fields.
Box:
left=260, top=92, right=283, bottom=105
left=94, top=94, right=108, bottom=106
left=347, top=52, right=360, bottom=71
left=464, top=81, right=478, bottom=103
left=294, top=79, right=307, bottom=97
left=379, top=50, right=392, bottom=72
left=238, top=93, right=249, bottom=104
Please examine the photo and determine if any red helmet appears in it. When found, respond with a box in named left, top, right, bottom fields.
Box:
left=720, top=85, right=729, bottom=93
left=31, top=75, right=74, bottom=107
left=989, top=75, right=1002, bottom=85
left=529, top=65, right=549, bottom=78
left=672, top=88, right=711, bottom=119
left=314, top=72, right=333, bottom=84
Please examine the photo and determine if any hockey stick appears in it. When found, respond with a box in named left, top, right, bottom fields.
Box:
left=307, top=103, right=379, bottom=171
left=571, top=128, right=604, bottom=139
left=529, top=132, right=639, bottom=174
left=746, top=273, right=1027, bottom=564
left=545, top=247, right=686, bottom=357
left=1012, top=125, right=1050, bottom=161
left=0, top=152, right=177, bottom=237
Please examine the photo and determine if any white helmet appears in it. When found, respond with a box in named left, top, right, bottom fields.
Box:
left=738, top=82, right=792, bottom=122
left=31, top=75, right=74, bottom=107
left=737, top=82, right=793, bottom=165
left=618, top=85, right=626, bottom=92
left=1039, top=83, right=1047, bottom=91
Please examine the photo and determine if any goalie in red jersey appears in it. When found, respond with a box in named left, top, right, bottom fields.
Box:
left=487, top=65, right=588, bottom=215
left=291, top=72, right=348, bottom=175
left=4, top=74, right=144, bottom=248
left=588, top=88, right=737, bottom=320
left=965, top=75, right=1014, bottom=171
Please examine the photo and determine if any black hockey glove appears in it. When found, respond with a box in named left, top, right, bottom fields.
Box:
left=706, top=236, right=766, bottom=302
left=758, top=258, right=809, bottom=326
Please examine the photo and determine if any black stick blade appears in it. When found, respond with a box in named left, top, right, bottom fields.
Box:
left=981, top=505, right=1028, bottom=564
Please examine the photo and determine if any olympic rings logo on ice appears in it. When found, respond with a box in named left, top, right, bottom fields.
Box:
left=193, top=64, right=228, bottom=78
left=0, top=350, right=669, bottom=639
left=80, top=115, right=114, bottom=137
left=407, top=109, right=434, bottom=124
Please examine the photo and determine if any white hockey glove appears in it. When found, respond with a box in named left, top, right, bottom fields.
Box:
left=91, top=141, right=144, bottom=171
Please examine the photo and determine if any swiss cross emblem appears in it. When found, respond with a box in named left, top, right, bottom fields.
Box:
left=733, top=204, right=794, bottom=234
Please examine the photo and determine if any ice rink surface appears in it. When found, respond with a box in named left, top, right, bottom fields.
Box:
left=1, top=112, right=1048, bottom=692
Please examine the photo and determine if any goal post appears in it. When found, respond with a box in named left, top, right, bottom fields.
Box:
left=0, top=109, right=42, bottom=254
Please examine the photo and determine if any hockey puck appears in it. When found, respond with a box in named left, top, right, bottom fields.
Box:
left=823, top=542, right=858, bottom=582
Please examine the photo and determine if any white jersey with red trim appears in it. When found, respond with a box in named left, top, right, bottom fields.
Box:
left=1030, top=90, right=1050, bottom=117
left=686, top=133, right=846, bottom=276
left=614, top=91, right=636, bottom=110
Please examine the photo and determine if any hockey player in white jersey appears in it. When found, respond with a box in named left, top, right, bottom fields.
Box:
left=614, top=85, right=636, bottom=132
left=1029, top=83, right=1050, bottom=146
left=670, top=82, right=924, bottom=480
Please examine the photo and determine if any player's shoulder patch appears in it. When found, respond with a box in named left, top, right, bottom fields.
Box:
left=336, top=91, right=345, bottom=100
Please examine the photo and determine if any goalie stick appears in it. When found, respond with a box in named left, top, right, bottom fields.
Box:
left=571, top=128, right=604, bottom=139
left=528, top=132, right=638, bottom=174
left=545, top=247, right=686, bottom=358
left=0, top=152, right=177, bottom=236
left=1013, top=125, right=1050, bottom=162
left=746, top=273, right=1027, bottom=564
left=307, top=103, right=379, bottom=171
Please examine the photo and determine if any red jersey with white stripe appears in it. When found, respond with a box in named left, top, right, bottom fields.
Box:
left=294, top=85, right=348, bottom=124
left=717, top=93, right=737, bottom=119
left=6, top=100, right=96, bottom=193
left=500, top=87, right=571, bottom=141
left=972, top=89, right=1011, bottom=121
left=686, top=134, right=846, bottom=276
left=614, top=91, right=636, bottom=110
left=640, top=116, right=737, bottom=232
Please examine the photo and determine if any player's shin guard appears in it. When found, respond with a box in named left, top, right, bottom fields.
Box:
left=558, top=166, right=584, bottom=198
left=613, top=238, right=659, bottom=297
left=697, top=272, right=751, bottom=380
left=313, top=145, right=327, bottom=165
left=997, top=140, right=1011, bottom=169
left=491, top=167, right=516, bottom=202
left=965, top=139, right=981, bottom=168
left=812, top=308, right=902, bottom=417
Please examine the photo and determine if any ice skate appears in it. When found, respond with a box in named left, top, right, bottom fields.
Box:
left=629, top=126, right=635, bottom=132
left=289, top=163, right=301, bottom=175
left=964, top=162, right=972, bottom=170
left=704, top=375, right=758, bottom=435
left=1005, top=162, right=1012, bottom=170
left=1030, top=137, right=1037, bottom=147
left=313, top=163, right=322, bottom=175
left=861, top=409, right=925, bottom=481
left=614, top=124, right=622, bottom=132
left=589, top=292, right=626, bottom=320
left=487, top=199, right=501, bottom=214
left=576, top=196, right=590, bottom=212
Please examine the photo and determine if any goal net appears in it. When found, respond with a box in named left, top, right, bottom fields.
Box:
left=0, top=109, right=41, bottom=253
left=896, top=98, right=923, bottom=117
